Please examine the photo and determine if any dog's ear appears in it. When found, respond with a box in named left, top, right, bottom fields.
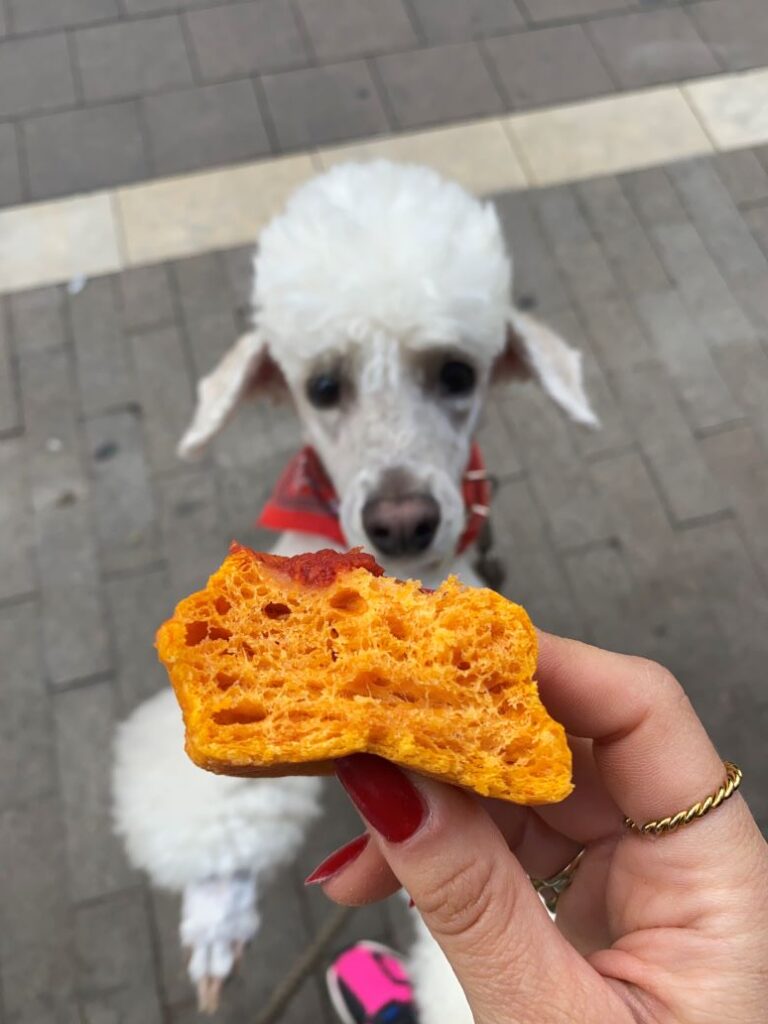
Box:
left=177, top=330, right=285, bottom=459
left=495, top=309, right=599, bottom=426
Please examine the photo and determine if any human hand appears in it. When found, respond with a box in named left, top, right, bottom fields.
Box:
left=307, top=633, right=768, bottom=1023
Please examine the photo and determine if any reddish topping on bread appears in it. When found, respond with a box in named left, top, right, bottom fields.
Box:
left=157, top=546, right=572, bottom=804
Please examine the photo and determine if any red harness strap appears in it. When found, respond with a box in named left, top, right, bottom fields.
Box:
left=257, top=445, right=491, bottom=555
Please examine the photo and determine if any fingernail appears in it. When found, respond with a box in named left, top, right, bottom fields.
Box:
left=336, top=754, right=427, bottom=843
left=304, top=834, right=370, bottom=886
left=408, top=897, right=415, bottom=908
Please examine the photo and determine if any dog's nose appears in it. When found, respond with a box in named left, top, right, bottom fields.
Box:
left=362, top=494, right=441, bottom=558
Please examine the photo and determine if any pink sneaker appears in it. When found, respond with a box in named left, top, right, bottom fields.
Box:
left=326, top=940, right=417, bottom=1024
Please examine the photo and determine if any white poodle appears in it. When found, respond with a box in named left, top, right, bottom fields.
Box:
left=112, top=161, right=596, bottom=1019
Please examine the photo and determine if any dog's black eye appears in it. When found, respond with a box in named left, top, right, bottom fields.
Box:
left=306, top=373, right=342, bottom=409
left=439, top=360, right=476, bottom=397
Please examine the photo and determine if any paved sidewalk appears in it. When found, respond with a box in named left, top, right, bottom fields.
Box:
left=2, top=0, right=768, bottom=205
left=1, top=145, right=768, bottom=1021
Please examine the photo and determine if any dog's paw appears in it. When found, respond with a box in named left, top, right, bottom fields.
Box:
left=181, top=872, right=259, bottom=1013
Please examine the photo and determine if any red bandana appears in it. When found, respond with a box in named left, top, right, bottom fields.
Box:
left=258, top=445, right=491, bottom=555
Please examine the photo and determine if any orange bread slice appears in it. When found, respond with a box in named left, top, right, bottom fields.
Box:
left=156, top=545, right=572, bottom=804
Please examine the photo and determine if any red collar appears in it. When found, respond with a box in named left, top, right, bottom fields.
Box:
left=258, top=445, right=491, bottom=556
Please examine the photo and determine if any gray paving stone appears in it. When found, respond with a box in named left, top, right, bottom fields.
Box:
left=668, top=159, right=768, bottom=282
left=182, top=308, right=239, bottom=383
left=123, top=0, right=224, bottom=10
left=8, top=285, right=67, bottom=354
left=492, top=475, right=585, bottom=638
left=20, top=347, right=111, bottom=685
left=410, top=0, right=524, bottom=43
left=621, top=166, right=688, bottom=229
left=37, top=493, right=111, bottom=687
left=0, top=300, right=19, bottom=435
left=700, top=426, right=768, bottom=582
left=711, top=337, right=768, bottom=454
left=294, top=0, right=417, bottom=62
left=119, top=265, right=175, bottom=333
left=690, top=0, right=768, bottom=72
left=220, top=245, right=254, bottom=314
left=376, top=42, right=504, bottom=130
left=216, top=453, right=289, bottom=545
left=0, top=123, right=22, bottom=207
left=0, top=439, right=35, bottom=602
left=493, top=191, right=567, bottom=314
left=587, top=449, right=730, bottom=691
left=576, top=177, right=670, bottom=295
left=70, top=277, right=138, bottom=416
left=578, top=293, right=655, bottom=376
left=544, top=304, right=630, bottom=460
left=562, top=541, right=641, bottom=651
left=213, top=395, right=301, bottom=475
left=75, top=16, right=193, bottom=103
left=745, top=203, right=768, bottom=260
left=7, top=0, right=117, bottom=33
left=54, top=681, right=136, bottom=902
left=589, top=452, right=733, bottom=700
left=484, top=24, right=613, bottom=110
left=0, top=33, right=75, bottom=119
left=75, top=889, right=163, bottom=1024
left=144, top=80, right=270, bottom=177
left=157, top=468, right=228, bottom=602
left=521, top=0, right=629, bottom=21
left=715, top=149, right=768, bottom=207
left=587, top=7, right=719, bottom=89
left=498, top=376, right=613, bottom=552
left=0, top=795, right=79, bottom=1024
left=0, top=602, right=54, bottom=811
left=633, top=289, right=740, bottom=433
left=532, top=185, right=616, bottom=304
left=475, top=391, right=522, bottom=480
left=590, top=450, right=673, bottom=579
left=106, top=566, right=172, bottom=713
left=148, top=889, right=189, bottom=1008
left=716, top=681, right=767, bottom=833
left=645, top=220, right=758, bottom=351
left=186, top=0, right=309, bottom=80
left=262, top=60, right=389, bottom=151
left=85, top=411, right=160, bottom=573
left=130, top=324, right=195, bottom=473
left=24, top=103, right=148, bottom=202
left=674, top=519, right=768, bottom=698
left=609, top=360, right=727, bottom=523
left=173, top=250, right=235, bottom=322
left=667, top=159, right=768, bottom=332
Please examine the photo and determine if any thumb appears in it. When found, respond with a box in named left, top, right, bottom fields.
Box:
left=336, top=755, right=622, bottom=1024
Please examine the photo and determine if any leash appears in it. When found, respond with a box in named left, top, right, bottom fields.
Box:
left=252, top=905, right=355, bottom=1024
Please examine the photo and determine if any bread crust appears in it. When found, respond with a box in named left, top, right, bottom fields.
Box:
left=157, top=545, right=572, bottom=804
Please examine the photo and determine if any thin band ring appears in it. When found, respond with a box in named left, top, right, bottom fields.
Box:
left=624, top=761, right=743, bottom=837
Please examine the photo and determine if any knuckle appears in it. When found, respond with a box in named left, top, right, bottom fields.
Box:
left=418, top=853, right=502, bottom=941
left=637, top=658, right=685, bottom=704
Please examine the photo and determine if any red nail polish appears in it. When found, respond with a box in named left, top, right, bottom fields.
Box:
left=304, top=833, right=370, bottom=886
left=407, top=897, right=415, bottom=908
left=336, top=754, right=426, bottom=843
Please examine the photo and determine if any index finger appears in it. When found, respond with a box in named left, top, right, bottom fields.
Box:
left=535, top=632, right=735, bottom=832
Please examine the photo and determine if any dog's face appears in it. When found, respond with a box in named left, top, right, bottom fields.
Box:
left=177, top=162, right=597, bottom=572
left=286, top=331, right=492, bottom=572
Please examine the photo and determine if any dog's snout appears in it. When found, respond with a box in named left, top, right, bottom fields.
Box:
left=362, top=493, right=441, bottom=558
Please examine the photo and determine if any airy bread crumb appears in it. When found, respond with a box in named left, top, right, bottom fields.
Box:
left=157, top=545, right=572, bottom=804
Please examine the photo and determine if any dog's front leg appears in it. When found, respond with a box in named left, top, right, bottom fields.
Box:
left=182, top=872, right=259, bottom=1013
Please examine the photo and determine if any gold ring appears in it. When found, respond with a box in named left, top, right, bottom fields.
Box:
left=530, top=848, right=585, bottom=914
left=624, top=760, right=743, bottom=837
